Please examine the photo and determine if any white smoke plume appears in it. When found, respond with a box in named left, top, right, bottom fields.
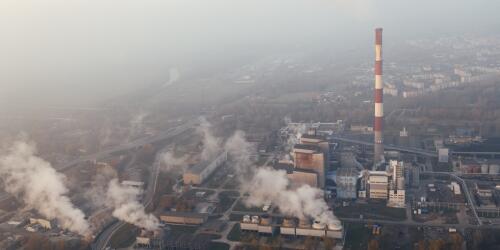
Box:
left=224, top=130, right=254, bottom=177
left=198, top=117, right=222, bottom=161
left=0, top=140, right=90, bottom=235
left=160, top=151, right=188, bottom=173
left=106, top=178, right=159, bottom=231
left=162, top=67, right=181, bottom=87
left=129, top=111, right=149, bottom=139
left=224, top=130, right=340, bottom=226
left=84, top=164, right=118, bottom=209
left=244, top=167, right=340, bottom=226
left=283, top=118, right=306, bottom=153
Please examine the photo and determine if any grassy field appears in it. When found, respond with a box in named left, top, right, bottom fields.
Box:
left=232, top=200, right=263, bottom=213
left=229, top=213, right=244, bottom=221
left=227, top=223, right=260, bottom=242
left=334, top=202, right=407, bottom=221
left=209, top=242, right=230, bottom=250
left=343, top=223, right=371, bottom=250
left=168, top=224, right=198, bottom=235
left=227, top=223, right=242, bottom=241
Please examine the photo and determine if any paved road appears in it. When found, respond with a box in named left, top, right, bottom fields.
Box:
left=339, top=216, right=500, bottom=230
left=91, top=121, right=195, bottom=250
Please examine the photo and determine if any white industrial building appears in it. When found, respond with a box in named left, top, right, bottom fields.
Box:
left=387, top=160, right=406, bottom=208
left=438, top=148, right=449, bottom=163
left=183, top=151, right=227, bottom=185
left=336, top=167, right=359, bottom=199
left=368, top=172, right=389, bottom=200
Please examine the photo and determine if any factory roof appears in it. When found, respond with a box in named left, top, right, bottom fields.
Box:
left=293, top=144, right=321, bottom=152
left=161, top=211, right=209, bottom=219
left=185, top=151, right=226, bottom=174
left=185, top=161, right=211, bottom=174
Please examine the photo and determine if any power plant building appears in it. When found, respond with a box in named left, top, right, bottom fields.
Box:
left=240, top=216, right=344, bottom=240
left=388, top=189, right=406, bottom=208
left=275, top=162, right=319, bottom=189
left=287, top=169, right=319, bottom=189
left=438, top=148, right=449, bottom=163
left=293, top=144, right=326, bottom=188
left=183, top=151, right=227, bottom=185
left=368, top=171, right=389, bottom=199
left=336, top=167, right=359, bottom=199
left=387, top=161, right=406, bottom=208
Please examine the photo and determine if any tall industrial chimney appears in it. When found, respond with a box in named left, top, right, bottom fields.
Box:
left=374, top=28, right=384, bottom=166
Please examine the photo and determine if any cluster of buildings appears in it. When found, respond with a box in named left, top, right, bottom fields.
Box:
left=357, top=161, right=408, bottom=208
left=275, top=128, right=330, bottom=189
left=352, top=35, right=500, bottom=99
left=474, top=183, right=500, bottom=209
left=6, top=214, right=64, bottom=235
left=455, top=158, right=500, bottom=174
left=240, top=215, right=343, bottom=240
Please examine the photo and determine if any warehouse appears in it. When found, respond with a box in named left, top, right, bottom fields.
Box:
left=240, top=216, right=344, bottom=239
left=183, top=151, right=227, bottom=185
left=160, top=212, right=208, bottom=225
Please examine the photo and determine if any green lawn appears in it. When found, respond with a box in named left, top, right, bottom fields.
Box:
left=209, top=242, right=230, bottom=250
left=232, top=200, right=263, bottom=213
left=343, top=223, right=371, bottom=250
left=334, top=202, right=407, bottom=221
left=227, top=223, right=242, bottom=241
left=229, top=213, right=244, bottom=221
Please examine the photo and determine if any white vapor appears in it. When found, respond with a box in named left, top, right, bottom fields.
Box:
left=106, top=179, right=159, bottom=230
left=225, top=130, right=340, bottom=226
left=198, top=118, right=222, bottom=161
left=0, top=140, right=90, bottom=235
left=84, top=164, right=118, bottom=209
left=224, top=130, right=254, bottom=177
left=244, top=167, right=340, bottom=226
left=160, top=151, right=188, bottom=173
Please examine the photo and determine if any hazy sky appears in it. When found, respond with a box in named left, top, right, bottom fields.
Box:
left=1, top=0, right=499, bottom=106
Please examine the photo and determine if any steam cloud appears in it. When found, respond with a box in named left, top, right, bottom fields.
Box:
left=283, top=117, right=306, bottom=153
left=160, top=151, right=188, bottom=173
left=225, top=130, right=341, bottom=226
left=224, top=130, right=254, bottom=177
left=106, top=179, right=159, bottom=231
left=159, top=118, right=220, bottom=173
left=198, top=117, right=221, bottom=161
left=244, top=167, right=340, bottom=226
left=129, top=111, right=149, bottom=140
left=0, top=140, right=90, bottom=235
left=84, top=164, right=118, bottom=209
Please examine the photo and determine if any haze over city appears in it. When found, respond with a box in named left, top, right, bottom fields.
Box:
left=1, top=1, right=500, bottom=250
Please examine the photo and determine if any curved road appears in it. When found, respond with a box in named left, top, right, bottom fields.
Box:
left=92, top=121, right=195, bottom=250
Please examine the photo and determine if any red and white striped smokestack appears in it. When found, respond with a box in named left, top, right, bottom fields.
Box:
left=374, top=28, right=384, bottom=166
